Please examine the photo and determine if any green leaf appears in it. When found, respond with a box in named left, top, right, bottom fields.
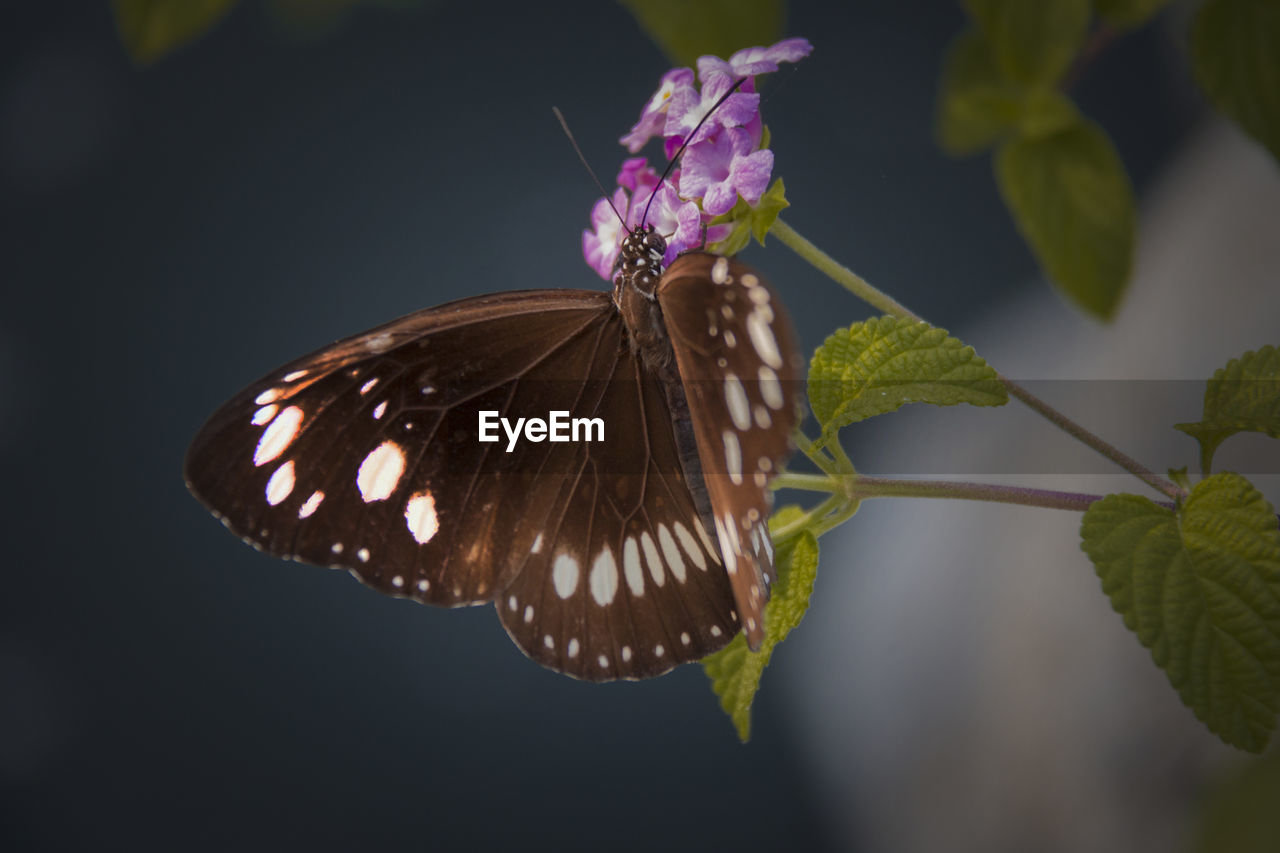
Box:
left=936, top=29, right=1026, bottom=155
left=619, top=0, right=785, bottom=68
left=807, top=316, right=1007, bottom=448
left=1191, top=748, right=1280, bottom=853
left=1094, top=0, right=1172, bottom=31
left=703, top=506, right=818, bottom=741
left=706, top=178, right=789, bottom=255
left=1175, top=345, right=1280, bottom=473
left=111, top=0, right=239, bottom=65
left=1192, top=0, right=1280, bottom=166
left=995, top=118, right=1135, bottom=320
left=963, top=0, right=1092, bottom=86
left=1081, top=474, right=1280, bottom=752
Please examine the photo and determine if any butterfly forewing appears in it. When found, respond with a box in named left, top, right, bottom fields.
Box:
left=185, top=290, right=621, bottom=606
left=657, top=254, right=804, bottom=649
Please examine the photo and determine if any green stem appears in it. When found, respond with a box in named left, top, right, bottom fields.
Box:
left=850, top=476, right=1131, bottom=512
left=793, top=430, right=840, bottom=477
left=771, top=472, right=841, bottom=493
left=771, top=493, right=845, bottom=544
left=772, top=217, right=1186, bottom=502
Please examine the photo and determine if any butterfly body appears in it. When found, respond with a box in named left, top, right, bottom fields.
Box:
left=186, top=227, right=801, bottom=680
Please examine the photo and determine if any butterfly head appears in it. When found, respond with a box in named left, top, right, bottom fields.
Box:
left=613, top=225, right=667, bottom=302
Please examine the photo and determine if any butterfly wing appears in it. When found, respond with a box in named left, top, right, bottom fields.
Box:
left=657, top=254, right=804, bottom=649
left=495, top=340, right=737, bottom=681
left=186, top=288, right=737, bottom=678
left=185, top=290, right=624, bottom=606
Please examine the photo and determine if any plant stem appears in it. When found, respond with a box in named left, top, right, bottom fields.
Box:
left=852, top=477, right=1118, bottom=512
left=771, top=472, right=841, bottom=493
left=999, top=379, right=1182, bottom=501
left=772, top=218, right=1187, bottom=502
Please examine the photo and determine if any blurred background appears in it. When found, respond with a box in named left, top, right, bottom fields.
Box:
left=3, top=1, right=1277, bottom=851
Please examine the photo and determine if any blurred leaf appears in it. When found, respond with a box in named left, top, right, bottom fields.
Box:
left=995, top=118, right=1135, bottom=319
left=807, top=316, right=1006, bottom=448
left=266, top=0, right=427, bottom=39
left=1094, top=0, right=1172, bottom=31
left=749, top=178, right=789, bottom=244
left=963, top=0, right=1092, bottom=86
left=112, top=0, right=239, bottom=65
left=619, top=0, right=785, bottom=68
left=1176, top=345, right=1280, bottom=473
left=936, top=28, right=1028, bottom=155
left=703, top=506, right=818, bottom=741
left=1191, top=0, right=1280, bottom=165
left=1081, top=474, right=1280, bottom=752
left=1191, top=748, right=1280, bottom=853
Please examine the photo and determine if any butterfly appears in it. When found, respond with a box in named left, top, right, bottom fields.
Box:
left=185, top=222, right=801, bottom=680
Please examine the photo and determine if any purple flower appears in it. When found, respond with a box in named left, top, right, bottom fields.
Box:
left=582, top=188, right=629, bottom=279
left=697, top=37, right=813, bottom=80
left=620, top=68, right=696, bottom=153
left=661, top=73, right=759, bottom=156
left=679, top=125, right=774, bottom=216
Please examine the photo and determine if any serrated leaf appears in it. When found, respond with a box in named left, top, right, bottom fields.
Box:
left=996, top=118, right=1135, bottom=320
left=703, top=506, right=818, bottom=741
left=1176, top=346, right=1280, bottom=473
left=111, top=0, right=239, bottom=65
left=1081, top=474, right=1280, bottom=752
left=1094, top=0, right=1173, bottom=31
left=963, top=0, right=1092, bottom=86
left=1191, top=0, right=1280, bottom=165
left=807, top=316, right=1007, bottom=448
left=619, top=0, right=785, bottom=68
left=749, top=178, right=789, bottom=245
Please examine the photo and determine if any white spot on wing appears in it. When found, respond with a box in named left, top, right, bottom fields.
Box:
left=531, top=532, right=543, bottom=554
left=365, top=332, right=394, bottom=353
left=298, top=490, right=324, bottom=518
left=283, top=369, right=308, bottom=382
left=265, top=460, right=295, bottom=505
left=589, top=547, right=619, bottom=606
left=524, top=605, right=534, bottom=623
left=372, top=401, right=388, bottom=420
left=568, top=638, right=580, bottom=658
left=622, top=645, right=632, bottom=662
left=623, top=537, right=644, bottom=597
left=254, top=405, right=304, bottom=466
left=405, top=491, right=439, bottom=544
left=694, top=517, right=721, bottom=566
left=657, top=524, right=686, bottom=583
left=360, top=378, right=379, bottom=395
left=724, top=373, right=751, bottom=431
left=711, top=257, right=729, bottom=284
left=254, top=388, right=281, bottom=406
left=252, top=404, right=278, bottom=426
left=640, top=531, right=664, bottom=586
left=673, top=522, right=706, bottom=571
left=723, top=430, right=743, bottom=485
left=747, top=310, right=783, bottom=368
left=552, top=553, right=580, bottom=599
left=357, top=441, right=406, bottom=502
left=356, top=547, right=370, bottom=562
left=753, top=405, right=772, bottom=429
left=758, top=365, right=784, bottom=410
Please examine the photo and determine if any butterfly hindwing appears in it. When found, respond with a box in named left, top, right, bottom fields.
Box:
left=657, top=253, right=804, bottom=649
left=496, top=341, right=738, bottom=680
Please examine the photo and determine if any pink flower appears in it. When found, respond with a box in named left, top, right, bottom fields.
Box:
left=679, top=126, right=774, bottom=216
left=697, top=37, right=812, bottom=80
left=661, top=73, right=759, bottom=156
left=620, top=68, right=696, bottom=153
left=582, top=188, right=629, bottom=279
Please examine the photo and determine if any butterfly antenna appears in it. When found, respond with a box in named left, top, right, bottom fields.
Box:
left=641, top=76, right=748, bottom=228
left=553, top=106, right=627, bottom=228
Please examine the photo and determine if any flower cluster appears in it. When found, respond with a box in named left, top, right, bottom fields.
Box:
left=582, top=37, right=812, bottom=279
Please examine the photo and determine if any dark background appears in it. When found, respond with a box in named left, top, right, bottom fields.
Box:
left=2, top=2, right=1198, bottom=850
